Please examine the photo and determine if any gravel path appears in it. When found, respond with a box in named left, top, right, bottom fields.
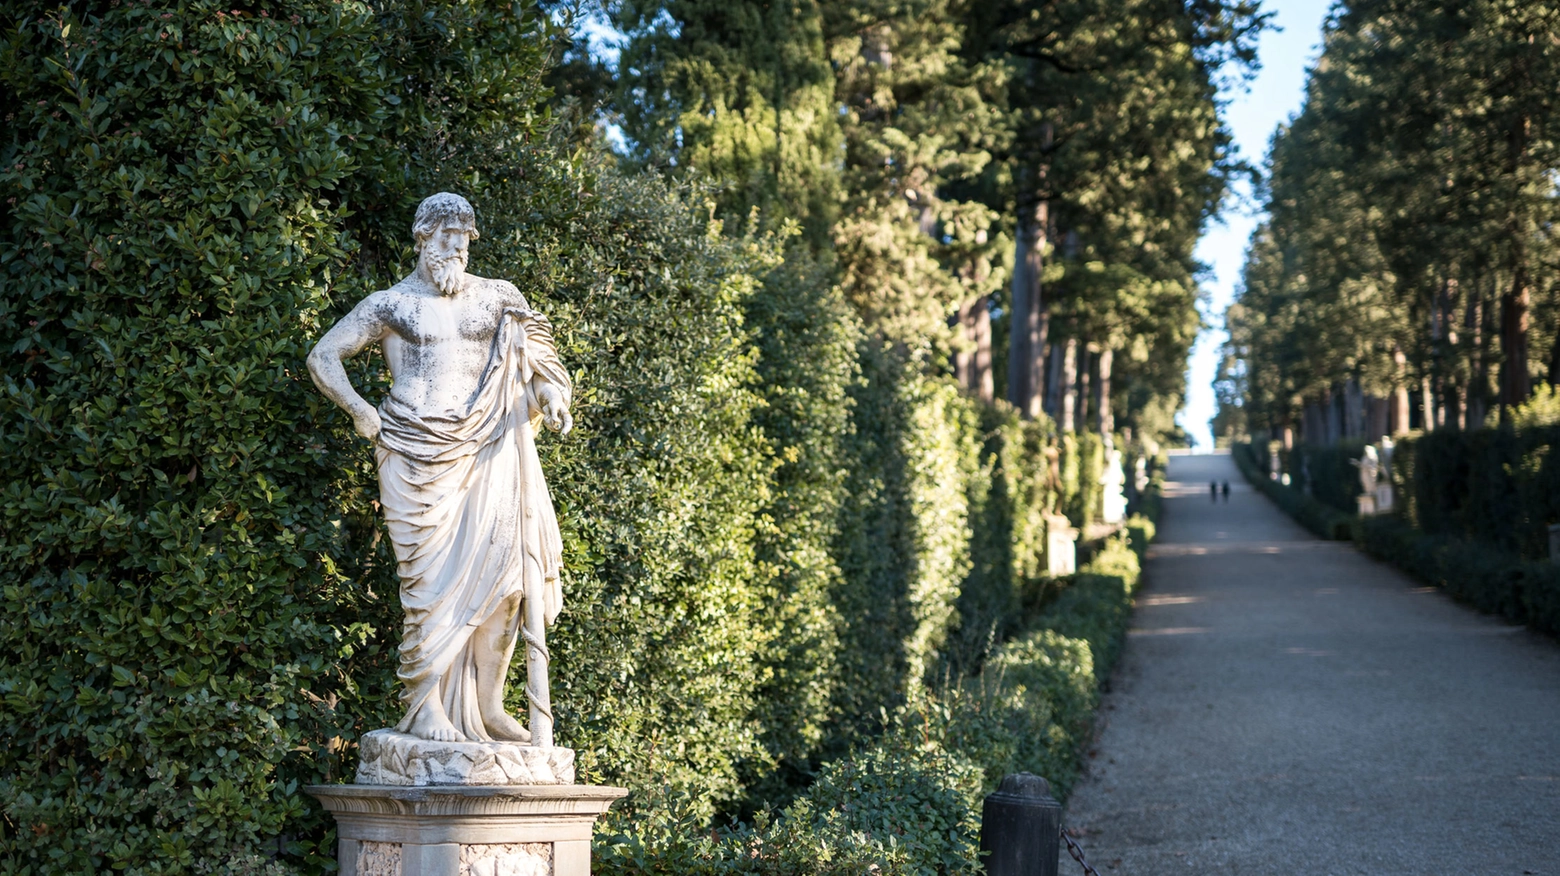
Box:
left=1059, top=452, right=1560, bottom=875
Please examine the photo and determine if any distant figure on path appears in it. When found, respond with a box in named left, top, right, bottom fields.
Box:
left=1210, top=481, right=1218, bottom=502
left=1222, top=481, right=1230, bottom=502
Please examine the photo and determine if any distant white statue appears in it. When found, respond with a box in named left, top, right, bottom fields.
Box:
left=1101, top=448, right=1128, bottom=524
left=1378, top=437, right=1394, bottom=481
left=1353, top=445, right=1380, bottom=495
left=308, top=193, right=572, bottom=748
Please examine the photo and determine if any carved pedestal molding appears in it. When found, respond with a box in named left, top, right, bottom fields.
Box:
left=308, top=783, right=627, bottom=876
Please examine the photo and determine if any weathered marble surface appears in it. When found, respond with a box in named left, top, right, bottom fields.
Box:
left=461, top=842, right=551, bottom=876
left=358, top=841, right=401, bottom=876
left=355, top=729, right=575, bottom=786
left=308, top=193, right=573, bottom=748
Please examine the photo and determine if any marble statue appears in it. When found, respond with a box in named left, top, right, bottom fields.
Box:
left=1101, top=447, right=1128, bottom=525
left=1353, top=445, right=1380, bottom=495
left=308, top=193, right=572, bottom=750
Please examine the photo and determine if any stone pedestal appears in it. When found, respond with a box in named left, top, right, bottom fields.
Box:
left=1357, top=494, right=1376, bottom=517
left=1374, top=484, right=1393, bottom=514
left=308, top=783, right=627, bottom=876
left=1045, top=515, right=1078, bottom=576
left=312, top=731, right=624, bottom=875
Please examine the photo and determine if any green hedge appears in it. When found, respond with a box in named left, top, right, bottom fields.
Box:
left=0, top=1, right=1154, bottom=870
left=0, top=0, right=795, bottom=867
left=1295, top=441, right=1367, bottom=514
left=1393, top=426, right=1560, bottom=560
left=0, top=2, right=527, bottom=870
left=1358, top=515, right=1560, bottom=636
left=1347, top=427, right=1560, bottom=637
left=1232, top=444, right=1355, bottom=540
left=595, top=521, right=1153, bottom=875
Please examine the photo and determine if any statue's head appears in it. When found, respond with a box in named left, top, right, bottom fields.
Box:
left=413, top=193, right=480, bottom=295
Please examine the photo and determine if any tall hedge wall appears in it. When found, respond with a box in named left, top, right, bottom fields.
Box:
left=0, top=2, right=471, bottom=871
left=1392, top=426, right=1560, bottom=560
left=0, top=1, right=1117, bottom=872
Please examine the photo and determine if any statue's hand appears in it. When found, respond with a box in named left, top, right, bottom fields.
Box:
left=537, top=384, right=572, bottom=435
left=351, top=405, right=382, bottom=442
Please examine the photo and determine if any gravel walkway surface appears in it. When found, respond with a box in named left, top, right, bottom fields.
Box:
left=1059, top=452, right=1560, bottom=875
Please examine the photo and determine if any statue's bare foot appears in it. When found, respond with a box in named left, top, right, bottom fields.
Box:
left=482, top=710, right=532, bottom=744
left=405, top=705, right=466, bottom=743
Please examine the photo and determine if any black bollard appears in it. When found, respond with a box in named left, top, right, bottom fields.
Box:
left=980, top=772, right=1061, bottom=876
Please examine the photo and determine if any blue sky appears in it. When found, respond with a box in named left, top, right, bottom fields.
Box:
left=1181, top=0, right=1332, bottom=448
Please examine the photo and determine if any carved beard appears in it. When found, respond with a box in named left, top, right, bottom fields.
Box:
left=425, top=250, right=468, bottom=296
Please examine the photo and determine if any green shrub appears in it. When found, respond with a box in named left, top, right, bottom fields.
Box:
left=474, top=156, right=781, bottom=811
left=1291, top=440, right=1366, bottom=514
left=831, top=346, right=983, bottom=732
left=0, top=1, right=495, bottom=870
left=595, top=733, right=984, bottom=876
left=593, top=445, right=1156, bottom=875
left=0, top=1, right=810, bottom=867
left=740, top=248, right=863, bottom=786
left=1358, top=515, right=1560, bottom=636
left=1393, top=426, right=1560, bottom=560
left=949, top=404, right=1055, bottom=672
left=1232, top=443, right=1354, bottom=540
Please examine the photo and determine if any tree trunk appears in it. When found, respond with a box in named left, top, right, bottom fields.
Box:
left=1094, top=347, right=1114, bottom=437
left=1500, top=265, right=1530, bottom=420
left=1005, top=200, right=1048, bottom=418
left=1468, top=284, right=1488, bottom=429
left=1076, top=343, right=1091, bottom=433
left=1548, top=314, right=1560, bottom=389
left=1421, top=375, right=1436, bottom=431
left=956, top=295, right=994, bottom=402
left=1392, top=347, right=1411, bottom=435
left=1044, top=342, right=1063, bottom=418
left=1059, top=337, right=1078, bottom=433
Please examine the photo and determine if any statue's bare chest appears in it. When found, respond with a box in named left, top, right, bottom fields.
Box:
left=382, top=286, right=503, bottom=349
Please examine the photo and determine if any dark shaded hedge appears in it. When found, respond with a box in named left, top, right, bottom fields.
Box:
left=1348, top=427, right=1560, bottom=637
left=1244, top=440, right=1365, bottom=515
left=1392, top=426, right=1560, bottom=560
left=1357, top=515, right=1560, bottom=635
left=1232, top=443, right=1355, bottom=540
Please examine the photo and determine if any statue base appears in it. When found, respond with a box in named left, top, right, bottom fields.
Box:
left=355, top=729, right=575, bottom=786
left=308, top=783, right=627, bottom=876
left=1374, top=484, right=1394, bottom=513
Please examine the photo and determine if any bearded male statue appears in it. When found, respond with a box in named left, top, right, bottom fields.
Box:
left=308, top=193, right=572, bottom=750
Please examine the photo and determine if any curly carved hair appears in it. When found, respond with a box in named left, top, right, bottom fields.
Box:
left=412, top=192, right=480, bottom=250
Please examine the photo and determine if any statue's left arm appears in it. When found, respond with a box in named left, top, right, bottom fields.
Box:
left=504, top=285, right=572, bottom=435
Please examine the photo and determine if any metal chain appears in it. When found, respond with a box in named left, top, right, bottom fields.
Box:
left=1061, top=826, right=1103, bottom=876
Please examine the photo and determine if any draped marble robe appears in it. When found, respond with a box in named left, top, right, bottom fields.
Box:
left=374, top=307, right=570, bottom=742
